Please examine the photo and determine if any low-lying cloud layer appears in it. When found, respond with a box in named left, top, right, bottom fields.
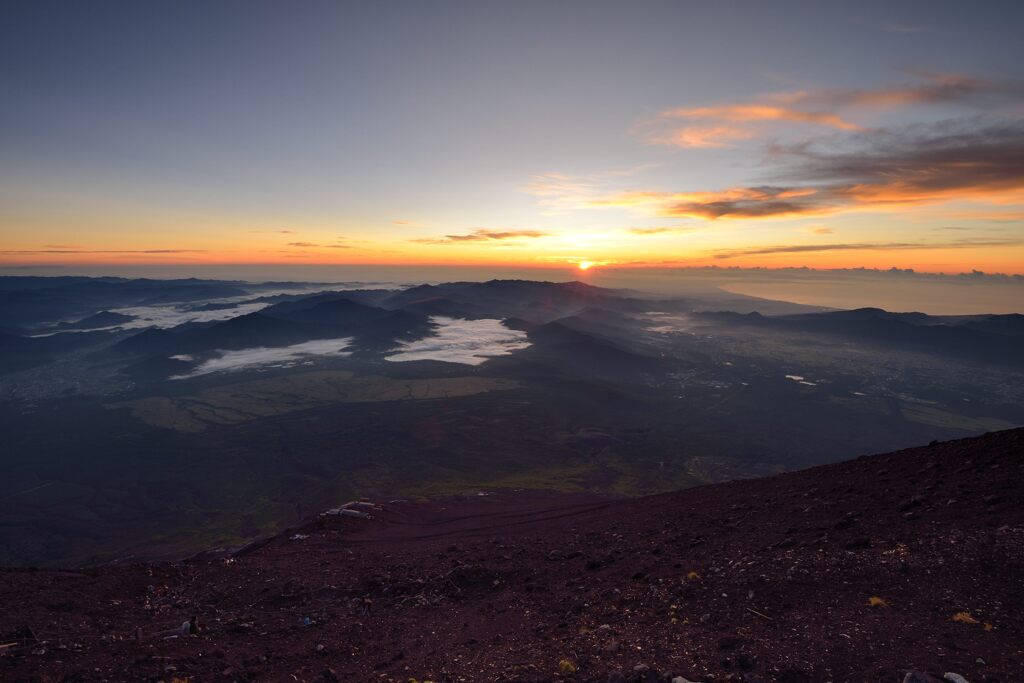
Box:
left=412, top=230, right=550, bottom=245
left=172, top=338, right=354, bottom=379
left=385, top=317, right=530, bottom=365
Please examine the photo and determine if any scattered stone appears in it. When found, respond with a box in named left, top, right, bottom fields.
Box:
left=898, top=496, right=924, bottom=512
left=903, top=672, right=938, bottom=683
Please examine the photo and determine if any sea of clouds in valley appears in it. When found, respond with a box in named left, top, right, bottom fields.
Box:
left=171, top=338, right=354, bottom=379
left=385, top=317, right=530, bottom=365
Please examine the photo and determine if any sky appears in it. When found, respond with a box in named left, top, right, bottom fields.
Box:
left=2, top=0, right=1023, bottom=274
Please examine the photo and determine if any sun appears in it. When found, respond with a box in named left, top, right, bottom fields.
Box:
left=577, top=260, right=596, bottom=271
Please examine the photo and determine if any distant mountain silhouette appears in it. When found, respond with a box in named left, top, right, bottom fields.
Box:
left=56, top=310, right=135, bottom=330
left=0, top=277, right=247, bottom=329
left=262, top=296, right=434, bottom=345
left=509, top=320, right=666, bottom=381
left=703, top=307, right=1024, bottom=366
left=0, top=329, right=114, bottom=374
left=383, top=279, right=632, bottom=323
left=113, top=313, right=317, bottom=356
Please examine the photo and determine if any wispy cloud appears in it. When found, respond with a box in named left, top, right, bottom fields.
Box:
left=628, top=226, right=687, bottom=235
left=173, top=338, right=354, bottom=379
left=283, top=241, right=354, bottom=250
left=412, top=229, right=551, bottom=245
left=636, top=74, right=1009, bottom=148
left=523, top=166, right=661, bottom=214
left=530, top=120, right=1024, bottom=220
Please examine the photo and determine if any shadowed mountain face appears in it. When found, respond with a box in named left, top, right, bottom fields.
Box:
left=382, top=279, right=640, bottom=322
left=1, top=429, right=1021, bottom=682
left=0, top=278, right=253, bottom=329
left=56, top=310, right=136, bottom=330
left=515, top=320, right=668, bottom=382
left=0, top=329, right=116, bottom=374
left=262, top=297, right=434, bottom=348
left=700, top=308, right=1024, bottom=367
left=111, top=300, right=433, bottom=361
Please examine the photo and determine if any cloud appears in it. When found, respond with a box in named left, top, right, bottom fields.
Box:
left=638, top=74, right=1012, bottom=148
left=774, top=121, right=1024, bottom=206
left=385, top=317, right=529, bottom=366
left=173, top=338, right=354, bottom=379
left=661, top=104, right=860, bottom=130
left=712, top=237, right=1023, bottom=259
left=535, top=120, right=1024, bottom=221
left=286, top=241, right=321, bottom=247
left=277, top=230, right=295, bottom=234
left=628, top=227, right=682, bottom=235
left=661, top=186, right=825, bottom=219
left=523, top=168, right=662, bottom=213
left=783, top=73, right=993, bottom=109
left=646, top=124, right=756, bottom=148
left=412, top=229, right=551, bottom=245
left=810, top=227, right=834, bottom=234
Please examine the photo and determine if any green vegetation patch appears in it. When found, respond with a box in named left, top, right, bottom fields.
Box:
left=900, top=403, right=1019, bottom=432
left=109, top=371, right=521, bottom=432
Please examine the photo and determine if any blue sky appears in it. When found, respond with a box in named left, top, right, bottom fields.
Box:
left=2, top=1, right=1023, bottom=272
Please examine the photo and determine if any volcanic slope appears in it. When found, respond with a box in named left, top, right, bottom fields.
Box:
left=1, top=430, right=1022, bottom=682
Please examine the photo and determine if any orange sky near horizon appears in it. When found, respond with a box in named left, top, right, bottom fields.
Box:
left=2, top=5, right=1023, bottom=278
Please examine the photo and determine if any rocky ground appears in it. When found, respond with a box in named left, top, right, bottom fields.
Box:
left=2, top=429, right=1022, bottom=682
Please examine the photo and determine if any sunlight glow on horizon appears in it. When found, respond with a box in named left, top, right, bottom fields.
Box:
left=1, top=3, right=1022, bottom=275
